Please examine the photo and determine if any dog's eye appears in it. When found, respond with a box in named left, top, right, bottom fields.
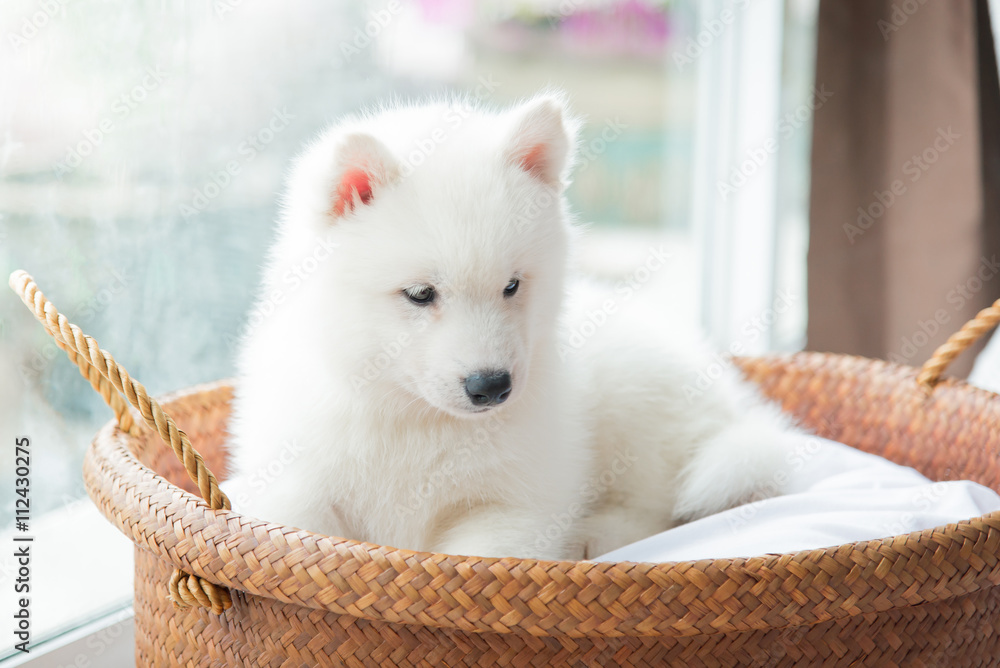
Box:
left=404, top=285, right=436, bottom=305
left=503, top=279, right=519, bottom=297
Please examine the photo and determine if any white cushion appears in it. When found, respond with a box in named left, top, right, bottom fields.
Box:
left=593, top=437, right=1000, bottom=562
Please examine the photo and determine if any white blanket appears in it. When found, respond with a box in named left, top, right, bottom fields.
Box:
left=594, top=437, right=1000, bottom=562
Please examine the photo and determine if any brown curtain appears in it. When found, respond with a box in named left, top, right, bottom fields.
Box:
left=807, top=0, right=1000, bottom=377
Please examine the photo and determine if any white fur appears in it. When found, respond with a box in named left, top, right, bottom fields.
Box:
left=224, top=94, right=801, bottom=560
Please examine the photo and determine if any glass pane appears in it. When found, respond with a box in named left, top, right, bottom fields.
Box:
left=0, top=0, right=815, bottom=647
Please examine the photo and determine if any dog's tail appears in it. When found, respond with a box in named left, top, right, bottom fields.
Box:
left=671, top=394, right=803, bottom=523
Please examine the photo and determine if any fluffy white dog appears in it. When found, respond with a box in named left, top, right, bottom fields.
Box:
left=225, top=93, right=800, bottom=560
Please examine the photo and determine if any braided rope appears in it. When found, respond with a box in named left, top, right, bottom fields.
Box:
left=169, top=569, right=230, bottom=615
left=917, top=298, right=1000, bottom=392
left=11, top=265, right=998, bottom=622
left=35, top=316, right=139, bottom=437
left=8, top=270, right=232, bottom=613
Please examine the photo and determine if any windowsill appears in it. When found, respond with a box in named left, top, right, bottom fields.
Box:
left=0, top=605, right=134, bottom=668
left=0, top=497, right=133, bottom=659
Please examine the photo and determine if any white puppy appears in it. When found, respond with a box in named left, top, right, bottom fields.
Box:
left=225, top=93, right=800, bottom=560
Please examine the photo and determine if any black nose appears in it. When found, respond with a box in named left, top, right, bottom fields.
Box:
left=464, top=370, right=512, bottom=406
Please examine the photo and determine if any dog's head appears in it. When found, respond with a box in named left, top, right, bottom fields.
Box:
left=276, top=94, right=578, bottom=418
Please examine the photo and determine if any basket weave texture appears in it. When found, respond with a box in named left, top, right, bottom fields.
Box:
left=11, top=270, right=1000, bottom=666
left=84, top=354, right=1000, bottom=667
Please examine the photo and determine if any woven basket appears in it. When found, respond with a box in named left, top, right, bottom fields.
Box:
left=11, top=269, right=1000, bottom=667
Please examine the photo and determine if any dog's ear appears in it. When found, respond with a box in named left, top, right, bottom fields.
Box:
left=503, top=95, right=576, bottom=190
left=329, top=133, right=400, bottom=218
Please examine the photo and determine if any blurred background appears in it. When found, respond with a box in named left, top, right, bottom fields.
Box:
left=1, top=0, right=998, bottom=662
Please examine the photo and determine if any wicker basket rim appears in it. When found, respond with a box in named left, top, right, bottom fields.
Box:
left=84, top=351, right=1000, bottom=639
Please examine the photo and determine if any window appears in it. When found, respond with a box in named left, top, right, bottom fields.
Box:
left=0, top=0, right=816, bottom=661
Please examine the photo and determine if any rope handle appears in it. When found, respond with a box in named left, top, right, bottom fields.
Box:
left=917, top=298, right=1000, bottom=392
left=8, top=270, right=232, bottom=614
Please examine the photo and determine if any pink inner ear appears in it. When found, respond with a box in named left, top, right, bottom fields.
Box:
left=332, top=168, right=374, bottom=217
left=518, top=144, right=549, bottom=180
